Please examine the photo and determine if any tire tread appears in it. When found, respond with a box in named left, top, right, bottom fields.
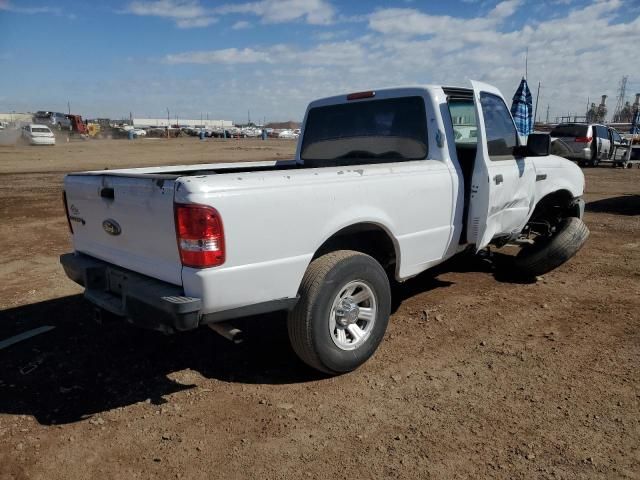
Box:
left=513, top=217, right=589, bottom=277
left=288, top=250, right=365, bottom=374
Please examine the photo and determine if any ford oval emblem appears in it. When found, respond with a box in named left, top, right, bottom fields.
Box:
left=102, top=219, right=122, bottom=236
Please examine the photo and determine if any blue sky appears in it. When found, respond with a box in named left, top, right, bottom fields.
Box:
left=1, top=0, right=639, bottom=123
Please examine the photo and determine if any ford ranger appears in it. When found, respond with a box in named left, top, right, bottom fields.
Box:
left=60, top=81, right=588, bottom=374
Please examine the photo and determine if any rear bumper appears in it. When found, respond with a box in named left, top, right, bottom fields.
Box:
left=565, top=148, right=591, bottom=160
left=30, top=137, right=55, bottom=145
left=60, top=252, right=298, bottom=333
left=60, top=253, right=201, bottom=333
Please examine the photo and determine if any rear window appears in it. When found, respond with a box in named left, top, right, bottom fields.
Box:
left=31, top=127, right=51, bottom=133
left=550, top=124, right=588, bottom=137
left=300, top=96, right=428, bottom=163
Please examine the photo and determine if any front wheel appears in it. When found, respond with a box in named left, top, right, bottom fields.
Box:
left=288, top=250, right=391, bottom=375
left=511, top=217, right=589, bottom=278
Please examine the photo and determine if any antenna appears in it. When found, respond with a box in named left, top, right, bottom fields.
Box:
left=525, top=47, right=528, bottom=79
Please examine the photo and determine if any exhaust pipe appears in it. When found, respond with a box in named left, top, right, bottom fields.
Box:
left=208, top=322, right=244, bottom=344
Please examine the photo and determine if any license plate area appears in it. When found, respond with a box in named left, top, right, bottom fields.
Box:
left=107, top=269, right=128, bottom=296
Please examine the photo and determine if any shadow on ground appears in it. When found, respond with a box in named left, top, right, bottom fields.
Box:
left=0, top=252, right=524, bottom=425
left=586, top=195, right=640, bottom=216
left=0, top=294, right=322, bottom=425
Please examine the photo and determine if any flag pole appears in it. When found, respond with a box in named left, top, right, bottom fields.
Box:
left=533, top=81, right=541, bottom=124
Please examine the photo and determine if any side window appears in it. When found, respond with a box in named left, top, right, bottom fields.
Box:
left=479, top=92, right=518, bottom=159
left=448, top=99, right=477, bottom=145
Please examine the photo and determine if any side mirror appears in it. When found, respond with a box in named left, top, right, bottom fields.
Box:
left=526, top=133, right=551, bottom=156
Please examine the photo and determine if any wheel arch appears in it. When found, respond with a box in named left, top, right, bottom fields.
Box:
left=311, top=222, right=400, bottom=279
left=531, top=189, right=581, bottom=221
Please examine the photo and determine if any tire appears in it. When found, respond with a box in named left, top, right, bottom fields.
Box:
left=512, top=217, right=589, bottom=278
left=288, top=250, right=391, bottom=375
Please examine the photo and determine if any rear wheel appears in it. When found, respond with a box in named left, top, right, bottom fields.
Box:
left=288, top=250, right=391, bottom=375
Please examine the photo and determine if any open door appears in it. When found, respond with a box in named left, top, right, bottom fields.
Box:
left=467, top=80, right=537, bottom=250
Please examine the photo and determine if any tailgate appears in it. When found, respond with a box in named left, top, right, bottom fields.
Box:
left=557, top=136, right=587, bottom=154
left=64, top=174, right=182, bottom=285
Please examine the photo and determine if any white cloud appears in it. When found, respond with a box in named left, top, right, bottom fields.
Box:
left=160, top=0, right=639, bottom=122
left=232, top=20, right=252, bottom=29
left=125, top=0, right=216, bottom=27
left=124, top=0, right=334, bottom=27
left=215, top=0, right=335, bottom=25
left=368, top=0, right=522, bottom=37
left=0, top=0, right=66, bottom=16
left=165, top=41, right=367, bottom=67
left=166, top=47, right=270, bottom=64
left=126, top=0, right=206, bottom=18
left=176, top=16, right=217, bottom=28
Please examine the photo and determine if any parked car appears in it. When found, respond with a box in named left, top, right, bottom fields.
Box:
left=33, top=111, right=72, bottom=131
left=278, top=129, right=299, bottom=139
left=60, top=81, right=588, bottom=375
left=550, top=123, right=613, bottom=167
left=22, top=123, right=55, bottom=145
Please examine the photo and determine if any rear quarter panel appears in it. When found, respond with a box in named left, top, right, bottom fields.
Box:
left=176, top=160, right=454, bottom=313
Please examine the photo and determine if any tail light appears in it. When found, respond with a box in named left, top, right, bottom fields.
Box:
left=62, top=191, right=73, bottom=234
left=175, top=204, right=225, bottom=268
left=575, top=136, right=592, bottom=143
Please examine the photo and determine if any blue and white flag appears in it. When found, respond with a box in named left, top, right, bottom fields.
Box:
left=510, top=77, right=533, bottom=136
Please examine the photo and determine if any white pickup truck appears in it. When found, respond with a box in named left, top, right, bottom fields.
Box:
left=60, top=81, right=588, bottom=374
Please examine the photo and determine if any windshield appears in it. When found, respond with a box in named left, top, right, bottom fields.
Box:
left=300, top=96, right=428, bottom=163
left=550, top=124, right=588, bottom=137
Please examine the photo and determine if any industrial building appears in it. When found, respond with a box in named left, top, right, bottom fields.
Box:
left=0, top=112, right=34, bottom=124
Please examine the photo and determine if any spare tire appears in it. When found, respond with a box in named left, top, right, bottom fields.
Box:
left=512, top=217, right=589, bottom=278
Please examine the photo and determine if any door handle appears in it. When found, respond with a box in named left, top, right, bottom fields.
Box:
left=493, top=174, right=503, bottom=185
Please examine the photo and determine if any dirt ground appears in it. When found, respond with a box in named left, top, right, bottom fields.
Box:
left=0, top=138, right=638, bottom=479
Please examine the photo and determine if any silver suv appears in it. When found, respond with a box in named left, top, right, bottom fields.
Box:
left=550, top=123, right=612, bottom=167
left=33, top=111, right=72, bottom=131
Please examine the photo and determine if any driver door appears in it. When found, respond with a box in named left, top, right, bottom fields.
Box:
left=467, top=81, right=537, bottom=250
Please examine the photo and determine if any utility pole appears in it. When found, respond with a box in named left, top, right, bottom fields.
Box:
left=247, top=109, right=251, bottom=125
left=613, top=75, right=628, bottom=122
left=546, top=104, right=550, bottom=124
left=166, top=108, right=170, bottom=138
left=67, top=101, right=71, bottom=115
